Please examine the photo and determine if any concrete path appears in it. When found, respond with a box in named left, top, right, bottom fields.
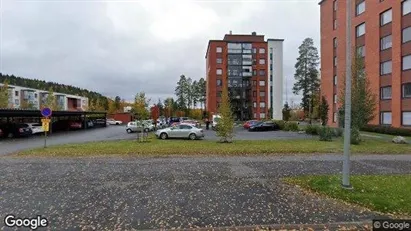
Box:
left=1, top=154, right=410, bottom=230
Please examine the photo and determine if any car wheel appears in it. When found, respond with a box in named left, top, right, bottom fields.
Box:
left=160, top=133, right=168, bottom=140
left=116, top=123, right=119, bottom=125
left=189, top=133, right=196, bottom=140
left=144, top=128, right=149, bottom=132
left=126, top=129, right=132, bottom=133
left=8, top=133, right=14, bottom=138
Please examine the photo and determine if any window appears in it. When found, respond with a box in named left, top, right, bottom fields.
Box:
left=259, top=48, right=266, bottom=53
left=333, top=0, right=337, bottom=11
left=403, top=27, right=411, bottom=43
left=259, top=70, right=266, bottom=76
left=380, top=35, right=392, bottom=50
left=253, top=48, right=257, bottom=53
left=381, top=86, right=392, bottom=99
left=216, top=47, right=222, bottom=53
left=259, top=80, right=265, bottom=86
left=253, top=69, right=257, bottom=75
left=357, top=46, right=365, bottom=57
left=216, top=58, right=222, bottom=64
left=259, top=59, right=265, bottom=65
left=333, top=112, right=337, bottom=123
left=356, top=23, right=365, bottom=37
left=334, top=75, right=337, bottom=85
left=403, top=83, right=411, bottom=98
left=253, top=91, right=257, bottom=97
left=216, top=69, right=222, bottom=75
left=356, top=1, right=365, bottom=16
left=260, top=113, right=266, bottom=119
left=15, top=91, right=19, bottom=96
left=380, top=112, right=392, bottom=125
left=270, top=64, right=273, bottom=70
left=403, top=0, right=411, bottom=16
left=334, top=56, right=337, bottom=66
left=333, top=20, right=337, bottom=30
left=380, top=9, right=392, bottom=26
left=260, top=102, right=266, bottom=108
left=216, top=79, right=222, bottom=86
left=253, top=80, right=257, bottom=86
left=333, top=38, right=337, bottom=48
left=380, top=60, right=392, bottom=75
left=402, top=112, right=411, bottom=125
left=260, top=91, right=266, bottom=97
left=253, top=59, right=257, bottom=65
left=333, top=94, right=337, bottom=104
left=403, top=55, right=411, bottom=70
left=253, top=101, right=257, bottom=108
left=270, top=53, right=273, bottom=60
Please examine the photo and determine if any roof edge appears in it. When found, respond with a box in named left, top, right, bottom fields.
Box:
left=267, top=39, right=285, bottom=41
left=318, top=0, right=327, bottom=5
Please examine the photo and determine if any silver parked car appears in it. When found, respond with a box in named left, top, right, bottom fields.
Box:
left=125, top=122, right=150, bottom=133
left=155, top=123, right=205, bottom=140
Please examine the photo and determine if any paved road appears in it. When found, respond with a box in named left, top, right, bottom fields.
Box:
left=0, top=126, right=312, bottom=155
left=1, top=155, right=410, bottom=230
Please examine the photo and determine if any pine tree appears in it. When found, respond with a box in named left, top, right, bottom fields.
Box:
left=175, top=75, right=188, bottom=111
left=114, top=96, right=121, bottom=111
left=319, top=96, right=329, bottom=126
left=282, top=103, right=291, bottom=121
left=216, top=87, right=235, bottom=143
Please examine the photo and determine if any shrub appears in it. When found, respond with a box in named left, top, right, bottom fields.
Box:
left=284, top=122, right=299, bottom=132
left=305, top=124, right=320, bottom=135
left=351, top=127, right=361, bottom=145
left=333, top=127, right=344, bottom=137
left=318, top=126, right=333, bottom=141
left=361, top=124, right=411, bottom=136
left=273, top=120, right=285, bottom=130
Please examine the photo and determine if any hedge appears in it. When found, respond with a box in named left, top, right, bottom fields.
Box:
left=361, top=124, right=411, bottom=136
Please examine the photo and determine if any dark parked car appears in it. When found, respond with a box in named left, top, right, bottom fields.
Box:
left=248, top=121, right=280, bottom=132
left=0, top=123, right=33, bottom=138
left=168, top=117, right=181, bottom=126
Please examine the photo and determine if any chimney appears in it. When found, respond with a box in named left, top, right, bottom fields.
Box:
left=229, top=30, right=232, bottom=35
left=251, top=32, right=257, bottom=36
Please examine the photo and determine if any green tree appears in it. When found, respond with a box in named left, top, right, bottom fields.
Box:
left=319, top=95, right=329, bottom=126
left=114, top=96, right=121, bottom=111
left=192, top=80, right=199, bottom=110
left=216, top=87, right=235, bottom=143
left=0, top=81, right=10, bottom=108
left=45, top=88, right=57, bottom=110
left=132, top=92, right=150, bottom=120
left=163, top=97, right=175, bottom=117
left=282, top=102, right=291, bottom=121
left=175, top=75, right=188, bottom=111
left=197, top=78, right=206, bottom=111
left=292, top=38, right=320, bottom=119
left=156, top=98, right=164, bottom=116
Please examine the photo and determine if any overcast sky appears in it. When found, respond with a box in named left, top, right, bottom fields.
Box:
left=0, top=0, right=320, bottom=105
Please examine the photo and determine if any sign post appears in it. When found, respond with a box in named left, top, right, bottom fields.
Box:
left=41, top=108, right=52, bottom=148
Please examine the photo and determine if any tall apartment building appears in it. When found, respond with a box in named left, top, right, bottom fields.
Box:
left=320, top=0, right=411, bottom=127
left=205, top=32, right=284, bottom=120
left=0, top=83, right=89, bottom=111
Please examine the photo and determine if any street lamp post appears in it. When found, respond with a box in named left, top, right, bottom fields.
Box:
left=342, top=0, right=353, bottom=189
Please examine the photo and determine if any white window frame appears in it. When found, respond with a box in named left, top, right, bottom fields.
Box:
left=259, top=48, right=266, bottom=54
left=402, top=112, right=411, bottom=126
left=216, top=69, right=223, bottom=75
left=356, top=23, right=365, bottom=37
left=403, top=0, right=411, bottom=16
left=334, top=56, right=337, bottom=66
left=260, top=102, right=266, bottom=108
left=333, top=0, right=337, bottom=11
left=260, top=113, right=266, bottom=119
left=259, top=91, right=265, bottom=97
left=259, top=80, right=265, bottom=86
left=333, top=112, right=337, bottom=123
left=216, top=47, right=222, bottom=53
left=403, top=55, right=411, bottom=71
left=334, top=75, right=337, bottom=85
left=333, top=94, right=337, bottom=104
left=357, top=46, right=365, bottom=57
left=380, top=9, right=392, bottom=26
left=380, top=112, right=392, bottom=125
left=253, top=101, right=257, bottom=108
left=333, top=38, right=337, bottom=48
left=216, top=58, right=222, bottom=64
left=259, top=59, right=265, bottom=65
left=356, top=1, right=365, bottom=16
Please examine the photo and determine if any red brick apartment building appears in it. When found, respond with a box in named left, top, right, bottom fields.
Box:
left=205, top=32, right=284, bottom=121
left=320, top=0, right=411, bottom=127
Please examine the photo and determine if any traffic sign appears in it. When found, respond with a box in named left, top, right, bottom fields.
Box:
left=42, top=122, right=49, bottom=132
left=41, top=118, right=51, bottom=123
left=41, top=107, right=52, bottom=117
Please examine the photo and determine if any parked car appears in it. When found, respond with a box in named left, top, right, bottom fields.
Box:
left=243, top=120, right=259, bottom=129
left=211, top=115, right=221, bottom=130
left=168, top=117, right=181, bottom=126
left=107, top=119, right=122, bottom=125
left=0, top=123, right=33, bottom=138
left=25, top=123, right=44, bottom=134
left=182, top=120, right=201, bottom=128
left=248, top=121, right=280, bottom=132
left=68, top=121, right=82, bottom=130
left=93, top=119, right=107, bottom=126
left=125, top=122, right=150, bottom=133
left=155, top=123, right=204, bottom=140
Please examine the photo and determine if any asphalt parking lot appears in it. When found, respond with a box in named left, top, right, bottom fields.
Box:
left=0, top=125, right=312, bottom=155
left=2, top=155, right=409, bottom=230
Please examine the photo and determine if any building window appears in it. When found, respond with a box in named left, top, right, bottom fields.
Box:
left=253, top=113, right=257, bottom=119
left=380, top=35, right=392, bottom=50
left=34, top=93, right=37, bottom=98
left=253, top=101, right=257, bottom=108
left=381, top=86, right=392, bottom=99
left=260, top=91, right=266, bottom=97
left=333, top=112, right=337, bottom=122
left=15, top=91, right=19, bottom=96
left=380, top=60, right=392, bottom=75
left=333, top=94, right=337, bottom=104
left=403, top=0, right=411, bottom=16
left=252, top=80, right=257, bottom=86
left=333, top=38, right=337, bottom=48
left=403, top=55, right=411, bottom=71
left=356, top=1, right=365, bottom=16
left=253, top=91, right=257, bottom=97
left=333, top=0, right=337, bottom=11
left=259, top=59, right=265, bottom=65
left=252, top=48, right=257, bottom=54
left=270, top=64, right=273, bottom=70
left=402, top=112, right=411, bottom=125
left=260, top=102, right=266, bottom=108
left=216, top=47, right=222, bottom=53
left=216, top=58, right=222, bottom=64
left=380, top=112, right=392, bottom=125
left=259, top=80, right=265, bottom=86
left=259, top=70, right=266, bottom=76
left=403, top=83, right=411, bottom=98
left=403, top=27, right=411, bottom=43
left=380, top=9, right=392, bottom=26
left=270, top=53, right=273, bottom=60
left=259, top=48, right=266, bottom=53
left=334, top=56, right=337, bottom=66
left=216, top=79, right=222, bottom=86
left=333, top=20, right=337, bottom=30
left=357, top=46, right=365, bottom=57
left=334, top=75, right=337, bottom=85
left=216, top=69, right=222, bottom=75
left=260, top=113, right=266, bottom=119
left=356, top=23, right=365, bottom=37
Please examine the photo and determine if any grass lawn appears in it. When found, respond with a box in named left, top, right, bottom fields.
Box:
left=15, top=135, right=411, bottom=157
left=284, top=175, right=411, bottom=216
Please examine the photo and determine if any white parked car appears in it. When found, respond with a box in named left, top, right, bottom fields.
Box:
left=106, top=119, right=122, bottom=125
left=125, top=122, right=150, bottom=133
left=155, top=123, right=205, bottom=140
left=25, top=123, right=44, bottom=134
